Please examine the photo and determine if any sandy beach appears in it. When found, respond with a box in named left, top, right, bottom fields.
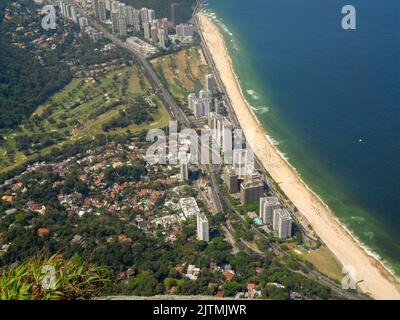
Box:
left=197, top=12, right=400, bottom=300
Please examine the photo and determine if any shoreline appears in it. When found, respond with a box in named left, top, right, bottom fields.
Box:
left=239, top=75, right=400, bottom=283
left=197, top=12, right=400, bottom=300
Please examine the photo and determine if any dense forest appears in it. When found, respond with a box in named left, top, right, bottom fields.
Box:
left=122, top=0, right=196, bottom=22
left=0, top=42, right=72, bottom=129
left=0, top=1, right=71, bottom=129
left=0, top=0, right=132, bottom=130
left=102, top=96, right=158, bottom=132
left=0, top=0, right=195, bottom=129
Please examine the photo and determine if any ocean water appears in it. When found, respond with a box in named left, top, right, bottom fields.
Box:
left=205, top=0, right=400, bottom=276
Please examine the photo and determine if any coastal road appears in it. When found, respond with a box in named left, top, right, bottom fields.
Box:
left=219, top=176, right=366, bottom=300
left=193, top=8, right=317, bottom=242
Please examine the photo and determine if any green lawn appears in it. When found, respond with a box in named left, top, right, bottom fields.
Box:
left=291, top=246, right=343, bottom=282
left=0, top=65, right=170, bottom=174
left=150, top=46, right=211, bottom=105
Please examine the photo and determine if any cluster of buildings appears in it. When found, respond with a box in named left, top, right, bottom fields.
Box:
left=260, top=196, right=292, bottom=239
left=59, top=1, right=78, bottom=23
left=89, top=0, right=191, bottom=49
left=125, top=36, right=158, bottom=57
left=175, top=23, right=194, bottom=42
left=60, top=1, right=104, bottom=42
left=188, top=74, right=217, bottom=118
left=208, top=112, right=233, bottom=154
left=222, top=147, right=292, bottom=238
left=62, top=1, right=195, bottom=51
left=180, top=197, right=209, bottom=242
left=0, top=136, right=217, bottom=252
left=223, top=150, right=264, bottom=205
left=186, top=74, right=268, bottom=207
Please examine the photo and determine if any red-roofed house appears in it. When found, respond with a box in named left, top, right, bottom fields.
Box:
left=223, top=271, right=234, bottom=281
left=247, top=283, right=257, bottom=299
left=37, top=228, right=49, bottom=238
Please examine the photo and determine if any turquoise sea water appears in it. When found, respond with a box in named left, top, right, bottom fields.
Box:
left=205, top=0, right=400, bottom=276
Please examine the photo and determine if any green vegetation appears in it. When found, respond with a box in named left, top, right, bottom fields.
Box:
left=151, top=46, right=211, bottom=106
left=0, top=0, right=132, bottom=130
left=235, top=203, right=260, bottom=215
left=0, top=0, right=70, bottom=129
left=0, top=66, right=170, bottom=175
left=290, top=246, right=343, bottom=282
left=0, top=254, right=112, bottom=300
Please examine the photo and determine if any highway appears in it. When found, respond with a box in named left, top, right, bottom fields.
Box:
left=73, top=2, right=191, bottom=128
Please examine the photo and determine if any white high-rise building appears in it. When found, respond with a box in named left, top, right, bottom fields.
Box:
left=105, top=0, right=113, bottom=11
left=206, top=74, right=215, bottom=91
left=171, top=2, right=180, bottom=26
left=260, top=196, right=280, bottom=225
left=189, top=90, right=215, bottom=119
left=221, top=119, right=233, bottom=160
left=150, top=26, right=158, bottom=43
left=199, top=90, right=213, bottom=114
left=158, top=28, right=167, bottom=49
left=111, top=10, right=120, bottom=34
left=208, top=112, right=224, bottom=143
left=162, top=18, right=169, bottom=34
left=197, top=212, right=209, bottom=242
left=111, top=0, right=120, bottom=11
left=152, top=19, right=160, bottom=30
left=93, top=0, right=106, bottom=22
left=118, top=2, right=125, bottom=15
left=233, top=149, right=245, bottom=176
left=199, top=90, right=212, bottom=98
left=273, top=209, right=292, bottom=239
left=193, top=100, right=204, bottom=119
left=180, top=161, right=189, bottom=181
left=60, top=3, right=78, bottom=23
left=208, top=112, right=233, bottom=159
left=70, top=5, right=78, bottom=23
left=140, top=8, right=149, bottom=28
left=148, top=9, right=156, bottom=22
left=214, top=98, right=221, bottom=113
left=119, top=12, right=127, bottom=36
left=188, top=93, right=197, bottom=112
left=233, top=149, right=256, bottom=177
left=143, top=22, right=151, bottom=41
left=176, top=23, right=194, bottom=39
left=125, top=6, right=135, bottom=26
left=60, top=1, right=68, bottom=17
left=132, top=9, right=141, bottom=32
